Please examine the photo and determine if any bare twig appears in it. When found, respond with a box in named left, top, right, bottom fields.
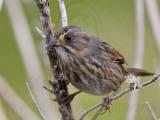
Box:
left=78, top=104, right=101, bottom=120
left=79, top=74, right=160, bottom=120
left=91, top=107, right=103, bottom=120
left=57, top=0, right=68, bottom=26
left=43, top=86, right=53, bottom=93
left=26, top=82, right=47, bottom=120
left=35, top=0, right=74, bottom=119
left=146, top=101, right=158, bottom=120
left=36, top=27, right=46, bottom=39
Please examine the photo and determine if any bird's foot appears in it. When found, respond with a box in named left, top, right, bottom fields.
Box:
left=101, top=96, right=113, bottom=114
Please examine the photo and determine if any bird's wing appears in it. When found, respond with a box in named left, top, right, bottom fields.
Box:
left=100, top=41, right=127, bottom=65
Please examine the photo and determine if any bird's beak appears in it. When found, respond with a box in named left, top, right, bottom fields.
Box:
left=46, top=37, right=60, bottom=50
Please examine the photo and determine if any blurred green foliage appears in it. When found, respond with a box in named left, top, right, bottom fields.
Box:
left=0, top=0, right=160, bottom=120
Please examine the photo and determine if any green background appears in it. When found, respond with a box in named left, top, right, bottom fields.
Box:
left=0, top=0, right=160, bottom=120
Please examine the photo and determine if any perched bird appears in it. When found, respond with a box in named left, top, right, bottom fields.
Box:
left=47, top=26, right=153, bottom=107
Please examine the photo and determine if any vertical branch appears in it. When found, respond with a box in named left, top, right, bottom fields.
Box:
left=127, top=0, right=145, bottom=120
left=58, top=0, right=68, bottom=26
left=35, top=0, right=74, bottom=120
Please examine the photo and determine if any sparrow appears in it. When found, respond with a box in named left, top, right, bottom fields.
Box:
left=47, top=26, right=153, bottom=109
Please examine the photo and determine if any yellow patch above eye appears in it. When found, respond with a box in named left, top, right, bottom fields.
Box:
left=59, top=33, right=66, bottom=41
left=59, top=30, right=71, bottom=41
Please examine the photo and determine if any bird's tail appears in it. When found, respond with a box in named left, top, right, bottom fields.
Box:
left=126, top=68, right=154, bottom=76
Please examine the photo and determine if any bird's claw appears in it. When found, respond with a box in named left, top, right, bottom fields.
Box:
left=100, top=96, right=113, bottom=114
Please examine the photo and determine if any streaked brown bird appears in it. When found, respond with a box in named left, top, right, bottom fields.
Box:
left=47, top=26, right=153, bottom=108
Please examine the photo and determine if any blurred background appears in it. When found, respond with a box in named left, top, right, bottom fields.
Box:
left=0, top=0, right=160, bottom=120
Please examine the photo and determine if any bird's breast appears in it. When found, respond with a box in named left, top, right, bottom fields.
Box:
left=59, top=55, right=123, bottom=96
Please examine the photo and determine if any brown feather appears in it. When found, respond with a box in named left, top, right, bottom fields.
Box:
left=126, top=68, right=154, bottom=76
left=100, top=41, right=127, bottom=64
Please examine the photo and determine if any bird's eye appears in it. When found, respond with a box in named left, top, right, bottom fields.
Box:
left=65, top=34, right=73, bottom=43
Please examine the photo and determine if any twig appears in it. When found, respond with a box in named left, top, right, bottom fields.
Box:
left=35, top=0, right=74, bottom=119
left=146, top=101, right=158, bottom=120
left=79, top=74, right=160, bottom=120
left=57, top=0, right=68, bottom=26
left=91, top=107, right=103, bottom=120
left=78, top=103, right=101, bottom=120
left=36, top=27, right=46, bottom=39
left=26, top=82, right=47, bottom=120
left=43, top=86, right=53, bottom=93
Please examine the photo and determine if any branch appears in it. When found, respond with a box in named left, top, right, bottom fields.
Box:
left=26, top=82, right=47, bottom=120
left=35, top=0, right=74, bottom=119
left=78, top=103, right=101, bottom=120
left=91, top=107, right=103, bottom=120
left=79, top=74, right=160, bottom=120
left=36, top=27, right=46, bottom=39
left=58, top=0, right=68, bottom=26
left=146, top=101, right=158, bottom=120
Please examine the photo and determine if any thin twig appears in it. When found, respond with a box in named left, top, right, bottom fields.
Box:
left=146, top=101, right=158, bottom=120
left=91, top=107, right=103, bottom=120
left=78, top=103, right=101, bottom=120
left=57, top=0, right=68, bottom=26
left=79, top=74, right=160, bottom=120
left=43, top=86, right=53, bottom=93
left=36, top=27, right=46, bottom=39
left=26, top=82, right=47, bottom=120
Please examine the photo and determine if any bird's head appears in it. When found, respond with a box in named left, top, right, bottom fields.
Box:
left=46, top=26, right=97, bottom=56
